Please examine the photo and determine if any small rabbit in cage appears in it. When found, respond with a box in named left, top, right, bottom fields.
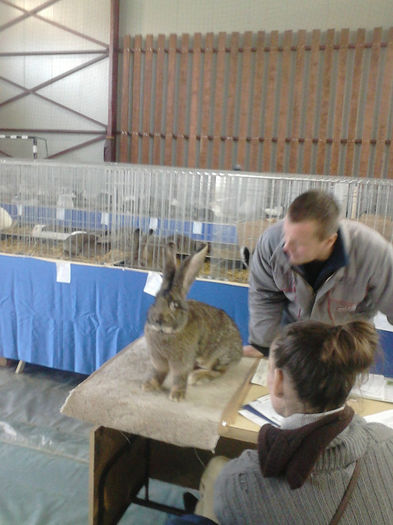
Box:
left=142, top=242, right=243, bottom=401
left=135, top=229, right=208, bottom=269
left=63, top=231, right=99, bottom=257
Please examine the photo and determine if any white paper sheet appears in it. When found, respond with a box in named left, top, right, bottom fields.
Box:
left=192, top=221, right=203, bottom=234
left=56, top=208, right=65, bottom=221
left=56, top=262, right=71, bottom=284
left=240, top=394, right=283, bottom=427
left=143, top=271, right=163, bottom=296
left=364, top=409, right=393, bottom=429
left=149, top=217, right=158, bottom=230
left=238, top=408, right=269, bottom=427
left=373, top=312, right=393, bottom=332
left=351, top=374, right=393, bottom=402
left=251, top=359, right=268, bottom=386
left=100, top=212, right=109, bottom=226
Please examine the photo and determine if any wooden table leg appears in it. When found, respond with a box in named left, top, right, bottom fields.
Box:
left=88, top=426, right=249, bottom=525
left=89, top=426, right=147, bottom=525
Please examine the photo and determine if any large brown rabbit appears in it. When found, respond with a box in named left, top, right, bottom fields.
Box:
left=142, top=242, right=243, bottom=401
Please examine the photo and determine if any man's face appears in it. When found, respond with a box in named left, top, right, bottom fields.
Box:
left=283, top=218, right=336, bottom=265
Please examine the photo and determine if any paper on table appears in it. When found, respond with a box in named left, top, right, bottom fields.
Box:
left=238, top=408, right=268, bottom=427
left=373, top=312, right=393, bottom=332
left=240, top=394, right=283, bottom=428
left=251, top=359, right=268, bottom=386
left=351, top=374, right=393, bottom=402
left=364, top=409, right=393, bottom=430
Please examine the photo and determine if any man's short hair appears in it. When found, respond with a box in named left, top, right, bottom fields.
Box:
left=287, top=190, right=340, bottom=240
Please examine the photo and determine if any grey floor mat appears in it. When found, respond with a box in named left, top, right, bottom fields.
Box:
left=0, top=362, right=195, bottom=524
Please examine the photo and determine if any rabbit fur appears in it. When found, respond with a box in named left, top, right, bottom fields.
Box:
left=143, top=242, right=243, bottom=401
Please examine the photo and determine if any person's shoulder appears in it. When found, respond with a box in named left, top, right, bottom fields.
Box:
left=343, top=219, right=386, bottom=240
left=356, top=415, right=393, bottom=447
left=341, top=219, right=391, bottom=250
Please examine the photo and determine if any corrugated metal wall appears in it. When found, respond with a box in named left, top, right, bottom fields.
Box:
left=0, top=0, right=110, bottom=161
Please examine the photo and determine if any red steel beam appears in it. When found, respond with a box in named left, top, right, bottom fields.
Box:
left=104, top=0, right=120, bottom=161
left=47, top=135, right=106, bottom=159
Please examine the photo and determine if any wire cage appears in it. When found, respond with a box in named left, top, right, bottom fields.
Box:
left=0, top=159, right=393, bottom=284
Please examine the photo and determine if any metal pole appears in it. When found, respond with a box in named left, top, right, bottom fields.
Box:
left=104, top=0, right=120, bottom=162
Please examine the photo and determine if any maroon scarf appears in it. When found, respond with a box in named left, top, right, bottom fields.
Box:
left=258, top=405, right=354, bottom=489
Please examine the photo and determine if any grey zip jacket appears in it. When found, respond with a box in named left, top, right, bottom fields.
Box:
left=249, top=219, right=393, bottom=348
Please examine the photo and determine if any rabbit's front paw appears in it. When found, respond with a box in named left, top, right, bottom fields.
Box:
left=142, top=377, right=162, bottom=392
left=169, top=386, right=186, bottom=402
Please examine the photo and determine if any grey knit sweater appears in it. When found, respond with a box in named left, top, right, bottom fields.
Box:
left=214, top=416, right=393, bottom=524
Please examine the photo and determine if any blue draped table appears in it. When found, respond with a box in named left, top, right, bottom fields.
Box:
left=0, top=253, right=392, bottom=377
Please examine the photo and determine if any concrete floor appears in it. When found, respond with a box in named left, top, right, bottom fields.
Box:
left=0, top=361, right=193, bottom=525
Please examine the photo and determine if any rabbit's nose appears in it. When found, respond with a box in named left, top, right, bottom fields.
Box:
left=151, top=313, right=163, bottom=325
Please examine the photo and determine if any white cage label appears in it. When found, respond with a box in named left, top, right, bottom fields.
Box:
left=56, top=262, right=71, bottom=283
left=101, top=212, right=109, bottom=226
left=149, top=217, right=158, bottom=230
left=144, top=271, right=162, bottom=296
left=192, top=221, right=203, bottom=234
left=56, top=208, right=65, bottom=221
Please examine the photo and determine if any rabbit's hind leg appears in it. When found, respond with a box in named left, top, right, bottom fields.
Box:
left=142, top=372, right=166, bottom=392
left=188, top=367, right=225, bottom=385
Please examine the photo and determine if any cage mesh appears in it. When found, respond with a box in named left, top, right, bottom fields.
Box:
left=0, top=159, right=392, bottom=283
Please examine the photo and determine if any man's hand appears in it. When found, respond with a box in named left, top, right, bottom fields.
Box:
left=243, top=345, right=264, bottom=358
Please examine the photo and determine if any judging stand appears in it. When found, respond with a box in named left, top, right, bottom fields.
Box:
left=61, top=340, right=393, bottom=524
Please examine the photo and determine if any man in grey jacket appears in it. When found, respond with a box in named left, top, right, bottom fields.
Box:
left=245, top=190, right=393, bottom=357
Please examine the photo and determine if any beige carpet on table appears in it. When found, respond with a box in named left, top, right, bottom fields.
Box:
left=61, top=337, right=254, bottom=450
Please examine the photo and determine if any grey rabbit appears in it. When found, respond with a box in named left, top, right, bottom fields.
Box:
left=143, top=242, right=243, bottom=401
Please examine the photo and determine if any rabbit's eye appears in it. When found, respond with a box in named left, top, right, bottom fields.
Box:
left=170, top=301, right=179, bottom=311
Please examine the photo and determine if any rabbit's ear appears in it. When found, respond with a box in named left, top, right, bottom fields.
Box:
left=133, top=228, right=140, bottom=242
left=132, top=228, right=141, bottom=260
left=161, top=241, right=177, bottom=290
left=141, top=229, right=154, bottom=261
left=173, top=244, right=208, bottom=297
left=140, top=228, right=154, bottom=246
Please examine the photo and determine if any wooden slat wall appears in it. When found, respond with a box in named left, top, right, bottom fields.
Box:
left=303, top=29, right=321, bottom=174
left=249, top=31, right=265, bottom=172
left=212, top=32, right=226, bottom=169
left=141, top=34, right=154, bottom=164
left=188, top=33, right=201, bottom=167
left=119, top=27, right=393, bottom=178
left=276, top=30, right=292, bottom=173
left=152, top=34, right=165, bottom=165
left=289, top=29, right=306, bottom=173
left=119, top=34, right=131, bottom=162
left=129, top=34, right=142, bottom=163
left=199, top=32, right=213, bottom=168
left=330, top=28, right=350, bottom=175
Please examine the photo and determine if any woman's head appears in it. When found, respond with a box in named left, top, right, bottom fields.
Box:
left=267, top=319, right=379, bottom=415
